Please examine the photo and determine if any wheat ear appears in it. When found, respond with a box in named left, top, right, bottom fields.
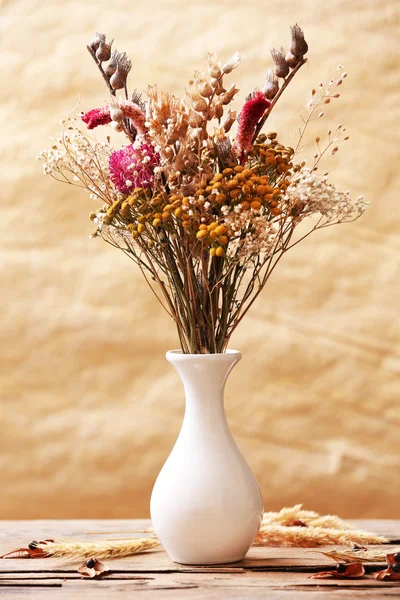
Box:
left=321, top=547, right=400, bottom=564
left=262, top=504, right=354, bottom=530
left=254, top=524, right=387, bottom=547
left=38, top=537, right=160, bottom=561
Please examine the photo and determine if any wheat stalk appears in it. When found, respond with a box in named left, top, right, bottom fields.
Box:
left=321, top=548, right=400, bottom=564
left=254, top=524, right=387, bottom=547
left=261, top=504, right=355, bottom=530
left=38, top=537, right=160, bottom=561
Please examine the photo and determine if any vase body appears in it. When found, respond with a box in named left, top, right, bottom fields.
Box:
left=150, top=349, right=263, bottom=565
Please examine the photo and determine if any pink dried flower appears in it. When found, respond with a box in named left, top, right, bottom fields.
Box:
left=81, top=107, right=111, bottom=129
left=109, top=143, right=160, bottom=194
left=118, top=101, right=148, bottom=135
left=235, top=92, right=270, bottom=156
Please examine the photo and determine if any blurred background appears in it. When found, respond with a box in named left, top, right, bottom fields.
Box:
left=1, top=0, right=399, bottom=520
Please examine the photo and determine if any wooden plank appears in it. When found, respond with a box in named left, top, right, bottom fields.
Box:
left=0, top=520, right=399, bottom=599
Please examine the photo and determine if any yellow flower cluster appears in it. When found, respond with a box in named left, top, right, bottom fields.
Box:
left=95, top=133, right=297, bottom=257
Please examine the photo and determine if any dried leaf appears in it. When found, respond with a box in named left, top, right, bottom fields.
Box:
left=0, top=539, right=54, bottom=559
left=77, top=558, right=110, bottom=578
left=374, top=566, right=400, bottom=581
left=386, top=551, right=400, bottom=564
left=310, top=563, right=365, bottom=579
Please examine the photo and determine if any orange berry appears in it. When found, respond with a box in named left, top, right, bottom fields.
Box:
left=196, top=229, right=208, bottom=239
left=208, top=222, right=218, bottom=230
left=210, top=230, right=217, bottom=239
left=234, top=165, right=244, bottom=173
left=162, top=212, right=170, bottom=220
left=215, top=225, right=227, bottom=235
left=181, top=213, right=190, bottom=221
left=230, top=189, right=240, bottom=199
left=218, top=235, right=228, bottom=245
left=199, top=224, right=208, bottom=231
left=174, top=207, right=183, bottom=217
left=227, top=179, right=238, bottom=189
left=271, top=207, right=282, bottom=215
left=215, top=246, right=225, bottom=257
left=137, top=224, right=145, bottom=233
left=256, top=185, right=267, bottom=195
left=241, top=201, right=250, bottom=210
left=222, top=168, right=233, bottom=176
left=251, top=200, right=261, bottom=210
left=182, top=220, right=191, bottom=228
left=153, top=218, right=161, bottom=227
left=210, top=247, right=216, bottom=257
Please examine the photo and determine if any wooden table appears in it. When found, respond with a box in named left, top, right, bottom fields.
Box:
left=0, top=520, right=399, bottom=598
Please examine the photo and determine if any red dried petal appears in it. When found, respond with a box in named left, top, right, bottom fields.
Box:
left=78, top=558, right=110, bottom=578
left=375, top=567, right=400, bottom=581
left=235, top=92, right=270, bottom=156
left=81, top=107, right=112, bottom=129
left=310, top=563, right=365, bottom=579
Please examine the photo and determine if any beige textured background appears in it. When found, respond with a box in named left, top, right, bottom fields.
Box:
left=1, top=0, right=399, bottom=520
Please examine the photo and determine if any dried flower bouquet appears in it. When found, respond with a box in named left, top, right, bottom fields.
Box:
left=38, top=25, right=367, bottom=353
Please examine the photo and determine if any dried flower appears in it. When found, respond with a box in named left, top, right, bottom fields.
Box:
left=271, top=47, right=289, bottom=78
left=40, top=31, right=367, bottom=355
left=96, top=38, right=113, bottom=63
left=222, top=51, right=241, bottom=74
left=109, top=143, right=160, bottom=193
left=235, top=92, right=270, bottom=155
left=88, top=32, right=105, bottom=52
left=310, top=563, right=365, bottom=579
left=110, top=53, right=132, bottom=90
left=118, top=100, right=148, bottom=135
left=263, top=69, right=279, bottom=99
left=81, top=107, right=111, bottom=129
left=290, top=24, right=308, bottom=58
left=104, top=49, right=120, bottom=78
left=286, top=52, right=300, bottom=68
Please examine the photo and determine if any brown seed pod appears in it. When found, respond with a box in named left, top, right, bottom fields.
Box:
left=192, top=95, right=208, bottom=112
left=290, top=24, right=308, bottom=58
left=89, top=32, right=105, bottom=52
left=210, top=65, right=222, bottom=79
left=286, top=52, right=300, bottom=68
left=222, top=110, right=237, bottom=133
left=199, top=80, right=213, bottom=98
left=188, top=109, right=204, bottom=128
left=263, top=69, right=279, bottom=99
left=110, top=53, right=132, bottom=90
left=104, top=49, right=120, bottom=78
left=96, top=39, right=113, bottom=63
left=214, top=102, right=224, bottom=119
left=271, top=47, right=289, bottom=78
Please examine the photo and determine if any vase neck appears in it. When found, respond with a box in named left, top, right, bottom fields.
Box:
left=166, top=350, right=242, bottom=411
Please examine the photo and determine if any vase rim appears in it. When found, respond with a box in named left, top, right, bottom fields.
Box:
left=166, top=349, right=242, bottom=361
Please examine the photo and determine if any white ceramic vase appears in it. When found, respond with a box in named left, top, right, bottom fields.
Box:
left=150, top=349, right=263, bottom=565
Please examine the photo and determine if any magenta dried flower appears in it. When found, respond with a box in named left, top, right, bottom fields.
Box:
left=235, top=92, right=270, bottom=156
left=109, top=143, right=160, bottom=194
left=81, top=107, right=111, bottom=129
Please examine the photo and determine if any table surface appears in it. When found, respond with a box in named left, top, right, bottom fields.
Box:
left=0, top=519, right=399, bottom=599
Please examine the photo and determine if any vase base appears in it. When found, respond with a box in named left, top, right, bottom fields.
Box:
left=171, top=554, right=246, bottom=566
